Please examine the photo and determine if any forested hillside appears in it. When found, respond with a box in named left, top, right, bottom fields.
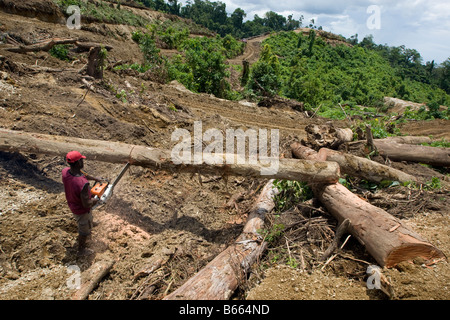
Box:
left=248, top=30, right=450, bottom=112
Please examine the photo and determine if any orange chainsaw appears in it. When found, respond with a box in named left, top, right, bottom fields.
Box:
left=91, top=162, right=130, bottom=210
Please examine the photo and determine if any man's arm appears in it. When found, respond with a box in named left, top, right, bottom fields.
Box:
left=81, top=170, right=106, bottom=183
left=80, top=183, right=99, bottom=209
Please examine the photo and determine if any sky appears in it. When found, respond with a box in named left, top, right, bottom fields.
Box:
left=184, top=0, right=450, bottom=64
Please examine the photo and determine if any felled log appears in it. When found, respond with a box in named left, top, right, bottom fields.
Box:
left=374, top=140, right=450, bottom=167
left=291, top=144, right=446, bottom=268
left=292, top=143, right=418, bottom=184
left=379, top=136, right=432, bottom=145
left=315, top=183, right=445, bottom=267
left=340, top=137, right=450, bottom=167
left=6, top=39, right=113, bottom=53
left=318, top=147, right=418, bottom=183
left=164, top=180, right=279, bottom=300
left=6, top=38, right=78, bottom=53
left=0, top=129, right=340, bottom=183
left=75, top=41, right=113, bottom=51
left=71, top=260, right=115, bottom=300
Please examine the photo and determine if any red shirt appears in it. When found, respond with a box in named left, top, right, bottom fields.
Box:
left=62, top=167, right=91, bottom=215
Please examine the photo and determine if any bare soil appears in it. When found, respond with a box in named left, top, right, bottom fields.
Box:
left=0, top=2, right=449, bottom=301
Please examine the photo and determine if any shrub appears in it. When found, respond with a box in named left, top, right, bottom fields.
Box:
left=49, top=44, right=72, bottom=61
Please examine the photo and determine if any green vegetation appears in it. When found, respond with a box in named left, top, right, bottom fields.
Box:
left=402, top=176, right=443, bottom=191
left=55, top=0, right=150, bottom=27
left=422, top=138, right=450, bottom=148
left=136, top=0, right=304, bottom=38
left=245, top=44, right=281, bottom=97
left=127, top=24, right=244, bottom=99
left=402, top=103, right=450, bottom=121
left=259, top=223, right=285, bottom=245
left=249, top=31, right=450, bottom=114
left=273, top=180, right=313, bottom=213
left=49, top=44, right=72, bottom=61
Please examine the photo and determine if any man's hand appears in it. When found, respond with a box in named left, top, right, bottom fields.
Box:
left=82, top=183, right=100, bottom=208
left=91, top=196, right=100, bottom=207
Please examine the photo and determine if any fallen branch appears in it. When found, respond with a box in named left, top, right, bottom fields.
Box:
left=6, top=38, right=78, bottom=53
left=321, top=234, right=351, bottom=270
left=320, top=218, right=350, bottom=261
left=133, top=255, right=169, bottom=281
left=164, top=180, right=279, bottom=300
left=5, top=38, right=113, bottom=53
left=365, top=124, right=377, bottom=154
left=71, top=260, right=115, bottom=300
left=75, top=41, right=113, bottom=51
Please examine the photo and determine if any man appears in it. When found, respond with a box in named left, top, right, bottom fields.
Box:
left=62, top=150, right=102, bottom=257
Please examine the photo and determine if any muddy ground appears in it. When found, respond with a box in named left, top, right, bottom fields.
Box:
left=0, top=2, right=449, bottom=301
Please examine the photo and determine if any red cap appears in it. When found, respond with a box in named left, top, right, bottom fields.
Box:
left=66, top=150, right=86, bottom=163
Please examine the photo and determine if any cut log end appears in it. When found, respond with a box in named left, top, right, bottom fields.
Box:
left=386, top=244, right=447, bottom=268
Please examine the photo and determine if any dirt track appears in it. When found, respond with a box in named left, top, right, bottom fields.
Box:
left=0, top=2, right=449, bottom=301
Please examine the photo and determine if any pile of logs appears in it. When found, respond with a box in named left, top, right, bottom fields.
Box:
left=291, top=143, right=446, bottom=268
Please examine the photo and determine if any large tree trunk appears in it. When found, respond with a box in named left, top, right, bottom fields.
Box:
left=164, top=180, right=279, bottom=300
left=292, top=143, right=418, bottom=184
left=315, top=183, right=445, bottom=267
left=0, top=129, right=340, bottom=183
left=377, top=136, right=432, bottom=145
left=291, top=144, right=446, bottom=268
left=374, top=140, right=450, bottom=167
left=341, top=138, right=450, bottom=167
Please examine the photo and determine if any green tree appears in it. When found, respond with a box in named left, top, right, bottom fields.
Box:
left=183, top=37, right=230, bottom=97
left=231, top=8, right=246, bottom=31
left=307, top=29, right=316, bottom=56
left=139, top=33, right=161, bottom=64
left=247, top=44, right=281, bottom=96
left=438, top=58, right=450, bottom=93
left=264, top=11, right=286, bottom=30
left=167, top=0, right=181, bottom=15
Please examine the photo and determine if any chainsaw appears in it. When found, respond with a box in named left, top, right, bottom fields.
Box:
left=90, top=162, right=130, bottom=210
